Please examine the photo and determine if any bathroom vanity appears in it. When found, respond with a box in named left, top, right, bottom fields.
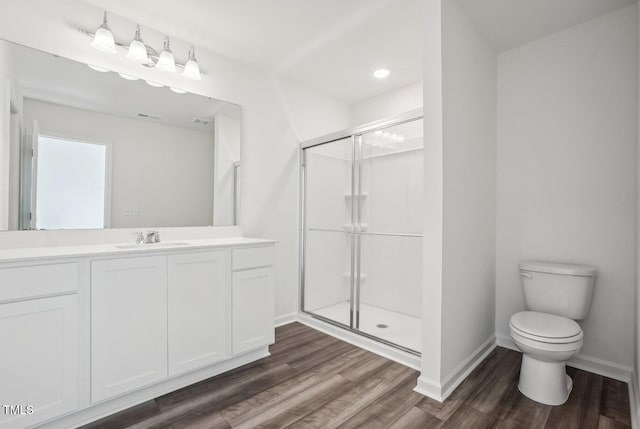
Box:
left=0, top=237, right=275, bottom=429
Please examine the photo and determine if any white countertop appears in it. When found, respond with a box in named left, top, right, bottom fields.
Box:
left=0, top=237, right=276, bottom=263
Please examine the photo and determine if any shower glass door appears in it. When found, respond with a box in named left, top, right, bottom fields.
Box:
left=301, top=113, right=423, bottom=354
left=357, top=119, right=423, bottom=353
left=302, top=137, right=355, bottom=328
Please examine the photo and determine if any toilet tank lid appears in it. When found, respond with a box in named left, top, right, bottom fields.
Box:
left=519, top=261, right=596, bottom=277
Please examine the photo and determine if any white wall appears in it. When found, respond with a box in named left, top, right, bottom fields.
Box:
left=0, top=0, right=353, bottom=320
left=440, top=0, right=497, bottom=381
left=496, top=5, right=638, bottom=369
left=418, top=0, right=445, bottom=396
left=352, top=81, right=423, bottom=126
left=23, top=98, right=215, bottom=229
left=276, top=79, right=353, bottom=142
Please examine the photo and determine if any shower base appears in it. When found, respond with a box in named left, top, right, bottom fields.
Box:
left=311, top=300, right=421, bottom=353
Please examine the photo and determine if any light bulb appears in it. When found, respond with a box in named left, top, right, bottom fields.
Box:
left=91, top=11, right=117, bottom=54
left=145, top=80, right=164, bottom=88
left=170, top=87, right=187, bottom=94
left=156, top=37, right=176, bottom=72
left=126, top=25, right=148, bottom=64
left=182, top=46, right=202, bottom=80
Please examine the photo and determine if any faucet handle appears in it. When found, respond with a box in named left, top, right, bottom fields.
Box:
left=146, top=230, right=160, bottom=243
left=134, top=232, right=145, bottom=244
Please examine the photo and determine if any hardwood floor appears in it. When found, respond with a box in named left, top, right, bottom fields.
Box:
left=82, top=322, right=632, bottom=429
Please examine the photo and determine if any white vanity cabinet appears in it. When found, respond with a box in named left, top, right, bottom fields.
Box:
left=0, top=263, right=79, bottom=429
left=232, top=247, right=275, bottom=355
left=0, top=238, right=275, bottom=429
left=168, top=250, right=229, bottom=376
left=91, top=256, right=168, bottom=402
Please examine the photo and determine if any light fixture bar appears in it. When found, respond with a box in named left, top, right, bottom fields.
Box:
left=78, top=28, right=202, bottom=73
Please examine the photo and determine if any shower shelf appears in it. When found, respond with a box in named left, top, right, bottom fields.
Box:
left=343, top=192, right=369, bottom=200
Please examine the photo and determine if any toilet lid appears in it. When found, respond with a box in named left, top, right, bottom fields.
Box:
left=510, top=311, right=582, bottom=343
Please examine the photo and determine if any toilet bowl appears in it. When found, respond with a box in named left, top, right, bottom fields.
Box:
left=510, top=261, right=595, bottom=406
left=510, top=311, right=583, bottom=405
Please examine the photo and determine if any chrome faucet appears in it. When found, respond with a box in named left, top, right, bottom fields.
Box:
left=145, top=231, right=160, bottom=244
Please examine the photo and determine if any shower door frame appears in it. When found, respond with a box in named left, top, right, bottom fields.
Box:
left=299, top=108, right=424, bottom=356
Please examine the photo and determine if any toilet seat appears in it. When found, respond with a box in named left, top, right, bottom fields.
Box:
left=510, top=311, right=583, bottom=344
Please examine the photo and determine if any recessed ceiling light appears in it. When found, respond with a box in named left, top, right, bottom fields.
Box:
left=88, top=64, right=109, bottom=73
left=118, top=72, right=139, bottom=81
left=145, top=80, right=164, bottom=88
left=170, top=87, right=187, bottom=94
left=373, top=68, right=390, bottom=79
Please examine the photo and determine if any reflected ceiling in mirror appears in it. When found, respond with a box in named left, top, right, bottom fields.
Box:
left=0, top=39, right=241, bottom=231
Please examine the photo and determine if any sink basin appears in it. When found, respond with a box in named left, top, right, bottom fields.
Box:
left=116, top=242, right=190, bottom=250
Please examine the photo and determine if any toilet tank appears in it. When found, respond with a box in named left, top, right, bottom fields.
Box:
left=519, top=261, right=596, bottom=320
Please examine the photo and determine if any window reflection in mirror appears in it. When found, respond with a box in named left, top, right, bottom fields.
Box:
left=0, top=39, right=241, bottom=231
left=34, top=135, right=108, bottom=230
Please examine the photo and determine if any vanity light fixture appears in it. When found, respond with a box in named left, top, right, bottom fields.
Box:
left=182, top=47, right=202, bottom=81
left=87, top=64, right=110, bottom=72
left=91, top=11, right=117, bottom=54
left=126, top=25, right=148, bottom=64
left=373, top=68, right=390, bottom=79
left=82, top=13, right=205, bottom=83
left=118, top=72, right=139, bottom=81
left=169, top=87, right=187, bottom=94
left=156, top=37, right=177, bottom=72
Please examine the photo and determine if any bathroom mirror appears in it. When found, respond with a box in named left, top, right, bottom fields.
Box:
left=0, top=39, right=241, bottom=231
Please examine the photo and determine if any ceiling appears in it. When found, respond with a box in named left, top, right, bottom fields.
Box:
left=80, top=0, right=424, bottom=104
left=78, top=0, right=635, bottom=104
left=9, top=41, right=240, bottom=132
left=457, top=0, right=635, bottom=52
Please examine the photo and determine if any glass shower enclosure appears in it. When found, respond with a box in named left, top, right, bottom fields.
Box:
left=300, top=111, right=423, bottom=354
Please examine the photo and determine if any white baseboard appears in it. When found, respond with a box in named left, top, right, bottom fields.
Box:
left=496, top=333, right=632, bottom=382
left=414, top=375, right=445, bottom=401
left=440, top=335, right=496, bottom=400
left=413, top=335, right=496, bottom=402
left=275, top=312, right=299, bottom=327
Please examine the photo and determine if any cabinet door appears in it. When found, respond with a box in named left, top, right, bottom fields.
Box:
left=232, top=267, right=274, bottom=355
left=168, top=251, right=228, bottom=376
left=0, top=295, right=78, bottom=429
left=91, top=256, right=167, bottom=403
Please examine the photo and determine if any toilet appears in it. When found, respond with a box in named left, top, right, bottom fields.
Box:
left=509, top=261, right=596, bottom=406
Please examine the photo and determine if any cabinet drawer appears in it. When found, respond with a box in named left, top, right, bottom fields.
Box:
left=0, top=263, right=78, bottom=303
left=232, top=246, right=274, bottom=271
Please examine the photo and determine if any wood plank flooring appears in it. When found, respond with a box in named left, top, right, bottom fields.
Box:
left=82, top=322, right=631, bottom=429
